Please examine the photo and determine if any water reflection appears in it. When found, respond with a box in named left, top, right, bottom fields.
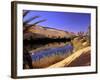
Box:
left=23, top=41, right=73, bottom=69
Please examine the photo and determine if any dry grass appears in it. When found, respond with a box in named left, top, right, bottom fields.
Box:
left=72, top=36, right=90, bottom=52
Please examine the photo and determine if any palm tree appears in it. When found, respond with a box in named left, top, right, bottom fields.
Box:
left=23, top=10, right=47, bottom=69
left=23, top=10, right=47, bottom=32
left=23, top=16, right=40, bottom=26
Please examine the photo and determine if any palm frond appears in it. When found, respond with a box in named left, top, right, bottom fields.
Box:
left=33, top=19, right=47, bottom=25
left=23, top=11, right=30, bottom=18
left=23, top=16, right=40, bottom=26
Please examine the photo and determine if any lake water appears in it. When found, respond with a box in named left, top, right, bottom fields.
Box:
left=23, top=41, right=74, bottom=68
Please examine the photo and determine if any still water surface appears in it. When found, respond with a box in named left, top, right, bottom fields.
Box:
left=23, top=41, right=74, bottom=68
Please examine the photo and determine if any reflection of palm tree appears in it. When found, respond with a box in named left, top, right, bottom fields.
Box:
left=23, top=10, right=47, bottom=32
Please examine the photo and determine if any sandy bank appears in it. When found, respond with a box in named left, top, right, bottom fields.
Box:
left=48, top=46, right=90, bottom=68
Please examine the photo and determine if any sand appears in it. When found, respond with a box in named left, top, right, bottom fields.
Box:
left=48, top=46, right=90, bottom=68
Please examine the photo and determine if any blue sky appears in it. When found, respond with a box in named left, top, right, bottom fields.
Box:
left=23, top=10, right=91, bottom=33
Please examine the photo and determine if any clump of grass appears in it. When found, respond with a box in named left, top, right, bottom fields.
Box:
left=71, top=37, right=83, bottom=52
left=71, top=36, right=90, bottom=52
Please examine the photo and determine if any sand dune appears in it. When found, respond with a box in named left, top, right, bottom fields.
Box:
left=48, top=46, right=90, bottom=68
left=24, top=25, right=75, bottom=40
